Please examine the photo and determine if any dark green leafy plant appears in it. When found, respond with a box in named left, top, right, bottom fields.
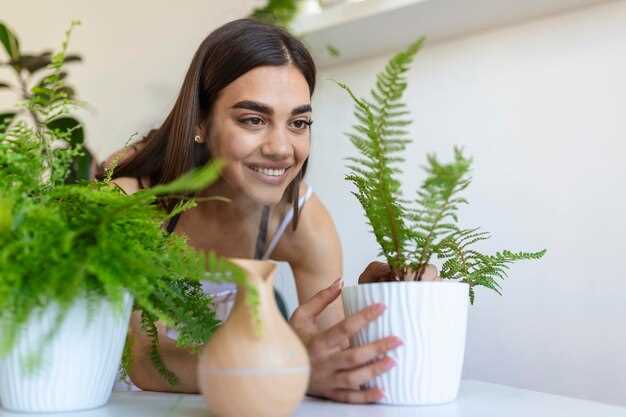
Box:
left=250, top=0, right=300, bottom=28
left=337, top=38, right=545, bottom=303
left=248, top=1, right=342, bottom=62
left=0, top=20, right=93, bottom=183
left=0, top=22, right=258, bottom=385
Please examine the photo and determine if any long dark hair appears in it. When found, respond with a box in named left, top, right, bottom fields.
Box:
left=108, top=18, right=316, bottom=229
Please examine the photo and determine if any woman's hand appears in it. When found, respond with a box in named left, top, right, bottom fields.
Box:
left=358, top=261, right=440, bottom=283
left=289, top=278, right=403, bottom=403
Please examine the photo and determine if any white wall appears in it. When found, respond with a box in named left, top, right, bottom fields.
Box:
left=1, top=0, right=263, bottom=157
left=307, top=0, right=626, bottom=407
left=3, top=0, right=625, bottom=407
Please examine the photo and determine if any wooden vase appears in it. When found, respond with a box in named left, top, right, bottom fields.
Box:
left=197, top=259, right=310, bottom=417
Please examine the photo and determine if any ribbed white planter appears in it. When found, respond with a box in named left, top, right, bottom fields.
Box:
left=342, top=282, right=468, bottom=405
left=0, top=293, right=133, bottom=413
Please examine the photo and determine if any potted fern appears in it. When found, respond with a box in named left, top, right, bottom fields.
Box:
left=0, top=22, right=250, bottom=413
left=336, top=38, right=545, bottom=405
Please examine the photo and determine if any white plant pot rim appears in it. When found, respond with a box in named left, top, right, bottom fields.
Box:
left=346, top=281, right=468, bottom=288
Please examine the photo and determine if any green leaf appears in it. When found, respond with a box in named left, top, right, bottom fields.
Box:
left=326, top=44, right=340, bottom=58
left=47, top=116, right=84, bottom=145
left=250, top=0, right=299, bottom=28
left=12, top=51, right=52, bottom=73
left=0, top=21, right=20, bottom=61
left=63, top=54, right=82, bottom=64
left=0, top=112, right=16, bottom=134
left=142, top=160, right=225, bottom=197
left=64, top=150, right=93, bottom=184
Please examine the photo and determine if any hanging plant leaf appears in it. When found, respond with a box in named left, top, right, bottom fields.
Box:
left=326, top=44, right=340, bottom=58
left=11, top=51, right=52, bottom=73
left=64, top=149, right=94, bottom=183
left=58, top=85, right=76, bottom=99
left=0, top=22, right=20, bottom=61
left=0, top=112, right=17, bottom=134
left=63, top=54, right=82, bottom=64
left=250, top=0, right=299, bottom=28
left=47, top=116, right=84, bottom=146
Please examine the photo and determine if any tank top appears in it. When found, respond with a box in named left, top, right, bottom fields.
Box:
left=114, top=182, right=314, bottom=391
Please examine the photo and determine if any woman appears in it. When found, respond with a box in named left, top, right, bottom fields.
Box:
left=108, top=18, right=414, bottom=403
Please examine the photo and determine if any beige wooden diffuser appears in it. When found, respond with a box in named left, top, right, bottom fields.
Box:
left=197, top=259, right=310, bottom=417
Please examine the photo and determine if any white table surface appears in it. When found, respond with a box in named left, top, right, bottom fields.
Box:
left=1, top=380, right=625, bottom=417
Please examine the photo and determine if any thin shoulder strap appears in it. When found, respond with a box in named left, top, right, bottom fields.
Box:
left=166, top=213, right=182, bottom=234
left=254, top=206, right=271, bottom=259
left=261, top=186, right=314, bottom=260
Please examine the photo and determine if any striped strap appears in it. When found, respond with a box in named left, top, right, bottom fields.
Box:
left=261, top=186, right=314, bottom=260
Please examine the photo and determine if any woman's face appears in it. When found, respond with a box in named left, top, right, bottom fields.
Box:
left=205, top=64, right=312, bottom=205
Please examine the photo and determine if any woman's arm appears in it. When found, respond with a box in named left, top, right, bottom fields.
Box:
left=126, top=312, right=199, bottom=393
left=281, top=191, right=344, bottom=330
left=113, top=177, right=200, bottom=393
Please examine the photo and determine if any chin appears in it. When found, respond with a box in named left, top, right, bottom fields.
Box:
left=246, top=186, right=290, bottom=206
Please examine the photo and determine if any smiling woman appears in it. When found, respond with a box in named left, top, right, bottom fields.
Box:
left=103, top=18, right=403, bottom=403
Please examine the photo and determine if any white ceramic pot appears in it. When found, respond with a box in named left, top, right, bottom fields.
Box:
left=342, top=282, right=469, bottom=405
left=0, top=293, right=133, bottom=412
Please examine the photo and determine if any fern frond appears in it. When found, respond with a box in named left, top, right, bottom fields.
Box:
left=334, top=38, right=425, bottom=273
left=438, top=229, right=546, bottom=303
left=409, top=147, right=472, bottom=279
left=140, top=310, right=178, bottom=386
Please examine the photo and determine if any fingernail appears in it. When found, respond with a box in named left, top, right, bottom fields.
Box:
left=384, top=357, right=396, bottom=370
left=389, top=337, right=404, bottom=348
left=375, top=303, right=386, bottom=313
left=331, top=278, right=342, bottom=289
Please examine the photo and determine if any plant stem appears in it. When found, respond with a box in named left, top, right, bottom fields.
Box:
left=14, top=66, right=54, bottom=181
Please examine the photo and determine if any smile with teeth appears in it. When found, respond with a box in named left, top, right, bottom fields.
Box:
left=249, top=165, right=289, bottom=177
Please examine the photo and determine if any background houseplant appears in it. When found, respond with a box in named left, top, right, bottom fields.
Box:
left=336, top=38, right=545, bottom=405
left=0, top=20, right=95, bottom=183
left=0, top=21, right=256, bottom=412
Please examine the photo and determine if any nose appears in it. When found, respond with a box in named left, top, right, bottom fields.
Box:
left=260, top=127, right=292, bottom=160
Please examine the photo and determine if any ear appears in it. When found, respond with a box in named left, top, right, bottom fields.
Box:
left=195, top=125, right=206, bottom=144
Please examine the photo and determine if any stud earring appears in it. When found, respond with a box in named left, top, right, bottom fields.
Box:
left=194, top=135, right=203, bottom=144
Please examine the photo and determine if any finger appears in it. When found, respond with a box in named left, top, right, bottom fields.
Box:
left=290, top=278, right=343, bottom=323
left=417, top=264, right=440, bottom=281
left=358, top=261, right=393, bottom=284
left=335, top=356, right=396, bottom=389
left=333, top=336, right=403, bottom=370
left=330, top=387, right=384, bottom=404
left=315, top=303, right=385, bottom=350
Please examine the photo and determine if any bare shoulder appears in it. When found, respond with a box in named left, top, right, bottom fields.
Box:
left=111, top=177, right=141, bottom=195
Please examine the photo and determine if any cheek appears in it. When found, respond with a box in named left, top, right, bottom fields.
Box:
left=215, top=137, right=257, bottom=161
left=293, top=137, right=310, bottom=164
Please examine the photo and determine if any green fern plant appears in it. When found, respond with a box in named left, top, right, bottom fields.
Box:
left=336, top=38, right=545, bottom=303
left=0, top=22, right=257, bottom=385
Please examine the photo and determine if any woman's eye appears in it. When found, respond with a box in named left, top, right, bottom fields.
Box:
left=292, top=119, right=313, bottom=130
left=241, top=117, right=264, bottom=126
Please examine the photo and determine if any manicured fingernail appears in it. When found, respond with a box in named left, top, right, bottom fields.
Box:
left=375, top=303, right=386, bottom=313
left=331, top=278, right=343, bottom=289
left=384, top=357, right=396, bottom=370
left=389, top=337, right=404, bottom=348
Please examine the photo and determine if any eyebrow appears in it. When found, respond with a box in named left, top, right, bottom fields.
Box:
left=231, top=100, right=312, bottom=116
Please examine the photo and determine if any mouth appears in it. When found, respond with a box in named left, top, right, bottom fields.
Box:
left=245, top=164, right=292, bottom=185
